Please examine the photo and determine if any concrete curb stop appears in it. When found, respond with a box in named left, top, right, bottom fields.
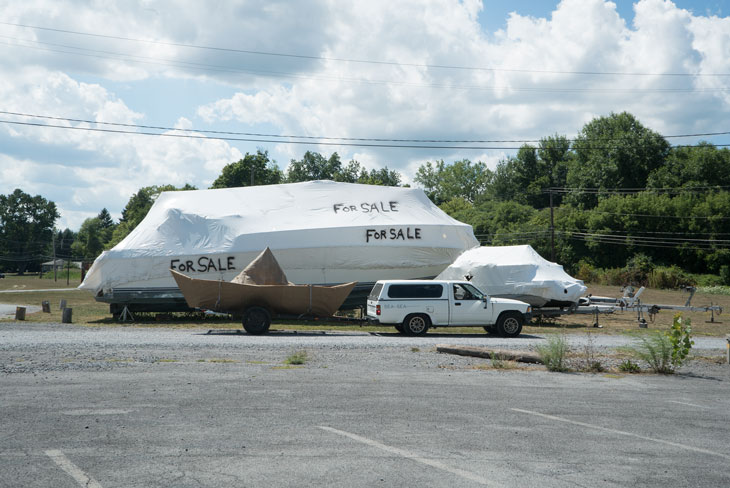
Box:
left=436, top=344, right=543, bottom=364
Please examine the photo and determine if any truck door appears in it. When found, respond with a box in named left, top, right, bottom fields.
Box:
left=449, top=283, right=490, bottom=326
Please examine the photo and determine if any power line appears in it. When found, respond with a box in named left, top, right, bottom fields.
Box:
left=567, top=231, right=730, bottom=244
left=2, top=118, right=730, bottom=151
left=3, top=110, right=730, bottom=145
left=589, top=211, right=730, bottom=220
left=548, top=186, right=730, bottom=194
left=5, top=37, right=727, bottom=95
left=3, top=21, right=730, bottom=78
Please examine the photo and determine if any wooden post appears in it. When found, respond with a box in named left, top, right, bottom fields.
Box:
left=726, top=335, right=729, bottom=365
left=42, top=301, right=50, bottom=313
left=61, top=308, right=73, bottom=323
left=15, top=307, right=26, bottom=320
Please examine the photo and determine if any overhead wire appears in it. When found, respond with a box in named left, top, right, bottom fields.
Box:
left=3, top=21, right=730, bottom=77
left=2, top=110, right=729, bottom=145
left=1, top=118, right=729, bottom=151
left=3, top=37, right=725, bottom=94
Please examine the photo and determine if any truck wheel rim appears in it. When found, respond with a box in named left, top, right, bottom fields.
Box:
left=409, top=317, right=426, bottom=333
left=503, top=317, right=520, bottom=334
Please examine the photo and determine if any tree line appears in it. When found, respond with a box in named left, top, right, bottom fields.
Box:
left=1, top=112, right=728, bottom=281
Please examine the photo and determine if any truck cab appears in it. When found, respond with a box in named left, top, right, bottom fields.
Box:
left=367, top=280, right=531, bottom=337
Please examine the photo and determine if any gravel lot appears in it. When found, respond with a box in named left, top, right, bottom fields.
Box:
left=2, top=323, right=729, bottom=487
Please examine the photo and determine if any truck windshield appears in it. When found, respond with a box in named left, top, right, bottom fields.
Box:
left=462, top=283, right=485, bottom=300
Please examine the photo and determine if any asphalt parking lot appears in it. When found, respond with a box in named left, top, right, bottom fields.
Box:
left=1, top=323, right=729, bottom=487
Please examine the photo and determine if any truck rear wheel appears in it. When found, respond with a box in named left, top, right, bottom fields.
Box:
left=403, top=314, right=429, bottom=336
left=496, top=312, right=523, bottom=338
left=242, top=306, right=271, bottom=335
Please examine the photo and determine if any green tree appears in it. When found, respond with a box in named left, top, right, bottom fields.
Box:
left=566, top=112, right=670, bottom=207
left=647, top=142, right=730, bottom=189
left=71, top=217, right=105, bottom=259
left=414, top=159, right=492, bottom=204
left=0, top=189, right=59, bottom=274
left=210, top=150, right=283, bottom=188
left=491, top=135, right=571, bottom=208
left=109, top=184, right=196, bottom=248
left=356, top=166, right=402, bottom=186
left=286, top=151, right=343, bottom=182
left=54, top=228, right=76, bottom=259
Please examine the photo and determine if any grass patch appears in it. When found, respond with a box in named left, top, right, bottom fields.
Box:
left=536, top=334, right=571, bottom=372
left=205, top=358, right=240, bottom=363
left=272, top=365, right=305, bottom=370
left=618, top=359, right=641, bottom=373
left=411, top=347, right=420, bottom=352
left=284, top=350, right=308, bottom=365
left=621, top=333, right=674, bottom=374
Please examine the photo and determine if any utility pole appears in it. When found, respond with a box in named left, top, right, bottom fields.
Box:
left=250, top=165, right=255, bottom=186
left=549, top=189, right=555, bottom=262
left=53, top=230, right=57, bottom=282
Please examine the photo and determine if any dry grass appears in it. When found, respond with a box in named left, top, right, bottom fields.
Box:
left=1, top=275, right=727, bottom=336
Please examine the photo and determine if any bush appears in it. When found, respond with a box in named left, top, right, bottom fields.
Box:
left=575, top=260, right=599, bottom=284
left=625, top=332, right=674, bottom=374
left=624, top=314, right=693, bottom=374
left=694, top=274, right=724, bottom=287
left=536, top=335, right=570, bottom=372
left=721, top=265, right=730, bottom=286
left=648, top=266, right=696, bottom=289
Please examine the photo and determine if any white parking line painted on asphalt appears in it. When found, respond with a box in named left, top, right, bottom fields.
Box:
left=512, top=408, right=730, bottom=460
left=62, top=409, right=132, bottom=416
left=667, top=400, right=710, bottom=409
left=318, top=426, right=495, bottom=486
left=45, top=450, right=103, bottom=488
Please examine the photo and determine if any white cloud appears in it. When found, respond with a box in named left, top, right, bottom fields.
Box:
left=0, top=0, right=729, bottom=229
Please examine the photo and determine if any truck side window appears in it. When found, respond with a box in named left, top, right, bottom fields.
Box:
left=453, top=284, right=476, bottom=300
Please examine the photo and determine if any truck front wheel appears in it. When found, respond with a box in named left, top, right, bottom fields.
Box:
left=496, top=312, right=523, bottom=338
left=242, top=306, right=271, bottom=335
left=403, top=314, right=430, bottom=336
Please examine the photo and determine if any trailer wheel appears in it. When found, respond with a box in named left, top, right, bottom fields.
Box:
left=496, top=312, right=523, bottom=338
left=403, top=314, right=429, bottom=336
left=242, top=306, right=271, bottom=335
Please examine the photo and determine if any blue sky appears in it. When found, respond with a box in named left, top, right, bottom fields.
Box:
left=0, top=0, right=729, bottom=230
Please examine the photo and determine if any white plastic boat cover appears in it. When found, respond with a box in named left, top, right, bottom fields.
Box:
left=436, top=245, right=586, bottom=307
left=80, top=180, right=479, bottom=294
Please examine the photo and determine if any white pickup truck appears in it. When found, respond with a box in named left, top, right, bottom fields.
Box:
left=367, top=280, right=532, bottom=337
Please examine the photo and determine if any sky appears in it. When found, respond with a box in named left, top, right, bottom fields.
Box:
left=0, top=0, right=729, bottom=230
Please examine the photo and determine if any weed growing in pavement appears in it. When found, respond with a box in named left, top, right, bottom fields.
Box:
left=284, top=350, right=308, bottom=365
left=577, top=330, right=605, bottom=372
left=618, top=359, right=641, bottom=373
left=536, top=334, right=570, bottom=372
left=490, top=352, right=513, bottom=369
left=624, top=332, right=673, bottom=374
left=668, top=314, right=694, bottom=368
left=411, top=347, right=420, bottom=353
left=624, top=314, right=694, bottom=374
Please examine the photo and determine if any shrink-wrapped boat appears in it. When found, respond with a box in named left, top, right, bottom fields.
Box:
left=79, top=180, right=479, bottom=314
left=436, top=245, right=586, bottom=307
